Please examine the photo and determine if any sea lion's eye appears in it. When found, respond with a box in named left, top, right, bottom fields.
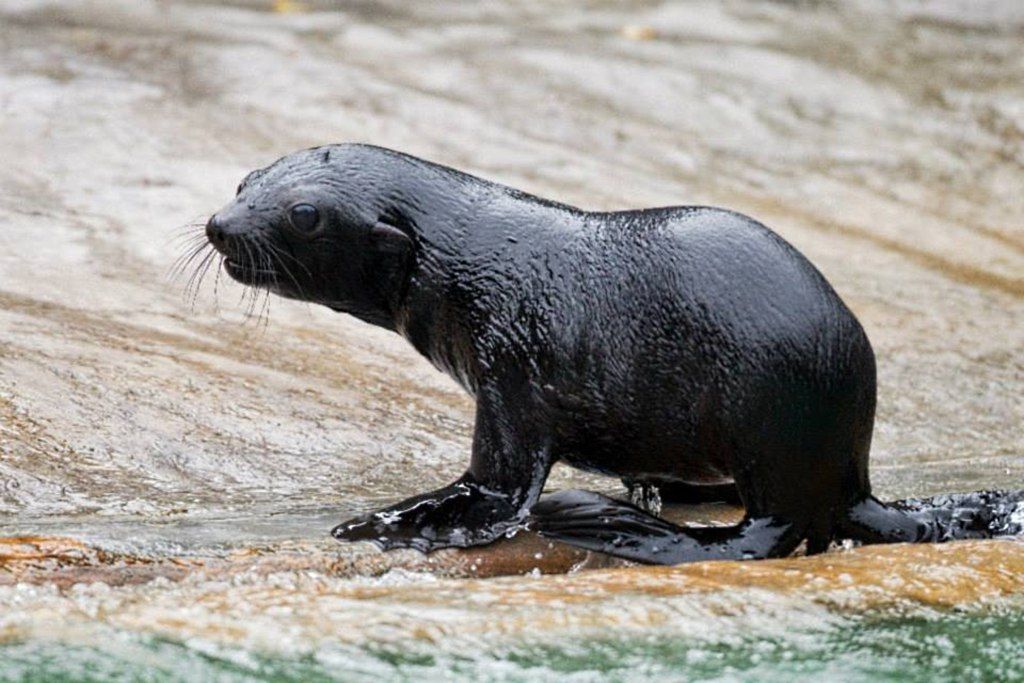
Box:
left=288, top=203, right=320, bottom=233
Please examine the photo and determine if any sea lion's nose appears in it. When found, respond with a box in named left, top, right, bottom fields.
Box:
left=206, top=214, right=227, bottom=250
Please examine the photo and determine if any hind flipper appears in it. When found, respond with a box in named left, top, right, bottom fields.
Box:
left=529, top=490, right=804, bottom=565
left=891, top=489, right=1024, bottom=537
left=839, top=491, right=1024, bottom=545
left=838, top=496, right=927, bottom=543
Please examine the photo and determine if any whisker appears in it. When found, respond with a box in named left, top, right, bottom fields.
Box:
left=165, top=215, right=210, bottom=248
left=173, top=221, right=290, bottom=326
left=168, top=240, right=210, bottom=282
left=180, top=250, right=211, bottom=301
left=256, top=235, right=307, bottom=302
left=272, top=245, right=309, bottom=294
left=186, top=250, right=217, bottom=310
left=253, top=247, right=270, bottom=331
left=193, top=251, right=220, bottom=309
left=242, top=238, right=260, bottom=323
left=271, top=241, right=313, bottom=278
left=168, top=232, right=206, bottom=251
left=235, top=239, right=252, bottom=313
left=213, top=257, right=223, bottom=313
left=257, top=281, right=272, bottom=333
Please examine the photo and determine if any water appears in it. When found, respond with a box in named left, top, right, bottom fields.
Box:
left=0, top=0, right=1022, bottom=679
left=4, top=538, right=1024, bottom=680
left=1, top=588, right=1023, bottom=682
left=1, top=609, right=1022, bottom=682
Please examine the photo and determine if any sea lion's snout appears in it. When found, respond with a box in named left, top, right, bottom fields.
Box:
left=204, top=210, right=278, bottom=288
left=204, top=213, right=231, bottom=254
left=204, top=212, right=242, bottom=268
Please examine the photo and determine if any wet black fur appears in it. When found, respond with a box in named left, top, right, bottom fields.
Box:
left=202, top=144, right=1022, bottom=563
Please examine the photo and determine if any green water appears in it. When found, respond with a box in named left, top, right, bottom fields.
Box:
left=2, top=609, right=1022, bottom=683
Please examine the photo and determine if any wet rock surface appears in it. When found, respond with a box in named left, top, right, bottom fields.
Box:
left=1, top=0, right=1021, bottom=531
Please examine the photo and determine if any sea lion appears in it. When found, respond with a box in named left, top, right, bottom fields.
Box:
left=201, top=143, right=1022, bottom=563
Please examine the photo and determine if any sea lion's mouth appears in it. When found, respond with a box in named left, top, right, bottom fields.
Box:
left=224, top=257, right=277, bottom=287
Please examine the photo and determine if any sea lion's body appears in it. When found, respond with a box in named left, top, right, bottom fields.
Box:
left=202, top=144, right=1021, bottom=563
left=405, top=197, right=873, bottom=523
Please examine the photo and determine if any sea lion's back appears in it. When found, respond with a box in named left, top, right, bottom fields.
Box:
left=564, top=206, right=863, bottom=359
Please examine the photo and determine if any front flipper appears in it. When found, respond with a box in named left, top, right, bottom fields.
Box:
left=332, top=475, right=519, bottom=552
left=333, top=368, right=553, bottom=553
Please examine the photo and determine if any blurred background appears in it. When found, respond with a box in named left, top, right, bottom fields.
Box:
left=0, top=1, right=1022, bottom=680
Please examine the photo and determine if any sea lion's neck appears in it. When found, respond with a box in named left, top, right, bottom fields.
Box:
left=387, top=171, right=582, bottom=394
left=395, top=283, right=480, bottom=394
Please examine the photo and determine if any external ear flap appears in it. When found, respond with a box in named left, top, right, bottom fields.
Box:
left=369, top=220, right=412, bottom=255
left=369, top=217, right=415, bottom=316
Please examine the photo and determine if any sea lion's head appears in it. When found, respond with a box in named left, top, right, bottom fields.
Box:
left=204, top=144, right=414, bottom=328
